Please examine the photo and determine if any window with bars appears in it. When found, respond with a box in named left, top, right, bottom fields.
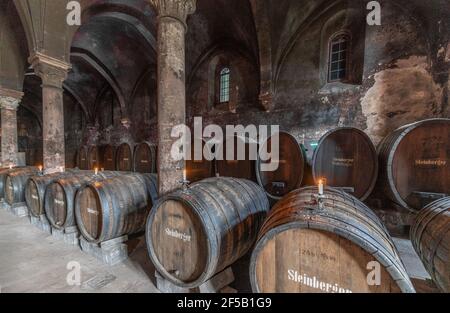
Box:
left=329, top=34, right=350, bottom=82
left=219, top=67, right=230, bottom=103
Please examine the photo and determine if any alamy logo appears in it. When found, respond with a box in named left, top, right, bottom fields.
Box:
left=170, top=117, right=280, bottom=172
left=66, top=261, right=81, bottom=286
left=67, top=1, right=81, bottom=26
left=367, top=1, right=381, bottom=26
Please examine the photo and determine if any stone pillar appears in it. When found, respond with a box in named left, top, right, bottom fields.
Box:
left=150, top=0, right=196, bottom=195
left=29, top=53, right=71, bottom=174
left=0, top=88, right=23, bottom=167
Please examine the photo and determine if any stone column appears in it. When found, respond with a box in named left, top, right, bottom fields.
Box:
left=29, top=53, right=71, bottom=174
left=150, top=0, right=196, bottom=195
left=0, top=88, right=23, bottom=167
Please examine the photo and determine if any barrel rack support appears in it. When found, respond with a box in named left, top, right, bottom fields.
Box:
left=9, top=203, right=29, bottom=218
left=30, top=214, right=52, bottom=234
left=80, top=235, right=129, bottom=266
left=155, top=267, right=237, bottom=293
left=51, top=226, right=79, bottom=246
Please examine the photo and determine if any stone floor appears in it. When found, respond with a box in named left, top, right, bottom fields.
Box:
left=0, top=207, right=437, bottom=293
left=0, top=208, right=158, bottom=293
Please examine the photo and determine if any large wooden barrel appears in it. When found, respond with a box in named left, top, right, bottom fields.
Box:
left=215, top=136, right=258, bottom=181
left=75, top=173, right=158, bottom=243
left=256, top=132, right=306, bottom=200
left=116, top=142, right=134, bottom=172
left=133, top=142, right=157, bottom=173
left=101, top=144, right=116, bottom=171
left=5, top=167, right=40, bottom=206
left=0, top=167, right=26, bottom=201
left=77, top=146, right=89, bottom=170
left=44, top=171, right=122, bottom=230
left=250, top=187, right=415, bottom=293
left=378, top=119, right=450, bottom=211
left=185, top=139, right=214, bottom=183
left=146, top=177, right=270, bottom=288
left=88, top=146, right=100, bottom=170
left=25, top=170, right=81, bottom=217
left=411, top=197, right=450, bottom=292
left=312, top=127, right=378, bottom=200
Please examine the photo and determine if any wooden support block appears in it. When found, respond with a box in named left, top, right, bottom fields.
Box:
left=30, top=214, right=52, bottom=234
left=80, top=236, right=128, bottom=266
left=199, top=268, right=235, bottom=293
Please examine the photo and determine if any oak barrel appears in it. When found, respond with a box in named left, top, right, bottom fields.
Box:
left=77, top=146, right=89, bottom=170
left=312, top=127, right=378, bottom=200
left=133, top=142, right=157, bottom=173
left=116, top=142, right=134, bottom=172
left=256, top=132, right=306, bottom=200
left=378, top=119, right=450, bottom=211
left=101, top=144, right=116, bottom=171
left=5, top=167, right=40, bottom=206
left=0, top=167, right=26, bottom=201
left=88, top=146, right=101, bottom=170
left=25, top=170, right=81, bottom=217
left=411, top=197, right=450, bottom=292
left=44, top=171, right=122, bottom=230
left=146, top=177, right=270, bottom=288
left=250, top=187, right=415, bottom=293
left=75, top=173, right=158, bottom=243
left=185, top=139, right=214, bottom=183
left=215, top=136, right=258, bottom=181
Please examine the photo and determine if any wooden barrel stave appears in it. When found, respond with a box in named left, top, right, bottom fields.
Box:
left=378, top=119, right=450, bottom=211
left=75, top=173, right=158, bottom=243
left=101, top=145, right=116, bottom=171
left=146, top=177, right=270, bottom=288
left=116, top=143, right=134, bottom=172
left=133, top=142, right=157, bottom=174
left=250, top=187, right=414, bottom=293
left=77, top=147, right=89, bottom=170
left=411, top=197, right=450, bottom=292
left=256, top=132, right=306, bottom=200
left=88, top=146, right=100, bottom=170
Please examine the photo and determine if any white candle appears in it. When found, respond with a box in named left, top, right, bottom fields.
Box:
left=318, top=179, right=324, bottom=195
left=38, top=165, right=43, bottom=172
left=183, top=169, right=187, bottom=181
left=94, top=168, right=99, bottom=175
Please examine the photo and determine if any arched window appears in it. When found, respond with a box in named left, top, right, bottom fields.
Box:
left=328, top=33, right=350, bottom=82
left=219, top=67, right=230, bottom=103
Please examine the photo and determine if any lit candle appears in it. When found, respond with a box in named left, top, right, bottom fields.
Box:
left=318, top=179, right=324, bottom=195
left=9, top=164, right=13, bottom=169
left=94, top=167, right=99, bottom=175
left=60, top=166, right=64, bottom=173
left=183, top=169, right=187, bottom=181
left=38, top=165, right=43, bottom=172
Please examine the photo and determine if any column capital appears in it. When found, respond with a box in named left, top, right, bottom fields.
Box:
left=149, top=0, right=196, bottom=28
left=0, top=87, right=23, bottom=110
left=29, top=52, right=71, bottom=88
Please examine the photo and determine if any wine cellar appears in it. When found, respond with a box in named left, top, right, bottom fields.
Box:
left=0, top=0, right=449, bottom=295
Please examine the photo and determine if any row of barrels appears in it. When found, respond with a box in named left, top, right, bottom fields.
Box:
left=77, top=118, right=449, bottom=213
left=185, top=118, right=448, bottom=212
left=257, top=118, right=449, bottom=212
left=1, top=166, right=448, bottom=293
left=77, top=142, right=157, bottom=173
left=1, top=167, right=158, bottom=246
left=147, top=178, right=450, bottom=293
